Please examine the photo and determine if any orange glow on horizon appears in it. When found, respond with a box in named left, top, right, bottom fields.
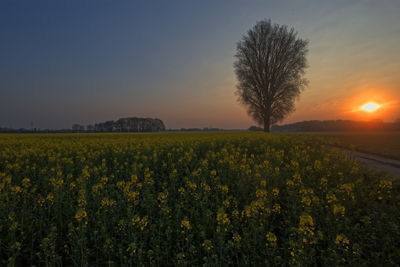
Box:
left=359, top=102, right=381, bottom=113
left=342, top=89, right=399, bottom=122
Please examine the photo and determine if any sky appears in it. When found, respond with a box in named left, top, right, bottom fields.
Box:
left=1, top=0, right=399, bottom=129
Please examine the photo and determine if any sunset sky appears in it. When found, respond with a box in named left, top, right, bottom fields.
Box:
left=1, top=0, right=399, bottom=129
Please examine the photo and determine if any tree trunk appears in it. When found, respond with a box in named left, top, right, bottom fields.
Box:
left=263, top=116, right=270, bottom=133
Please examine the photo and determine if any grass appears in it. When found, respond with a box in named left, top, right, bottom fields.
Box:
left=317, top=132, right=400, bottom=160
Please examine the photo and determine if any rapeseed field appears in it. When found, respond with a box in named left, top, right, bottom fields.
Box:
left=0, top=133, right=399, bottom=265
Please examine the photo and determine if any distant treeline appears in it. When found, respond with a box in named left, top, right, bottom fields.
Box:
left=167, top=127, right=229, bottom=132
left=0, top=117, right=166, bottom=133
left=0, top=128, right=73, bottom=133
left=3, top=119, right=400, bottom=134
left=271, top=120, right=400, bottom=132
left=76, top=117, right=166, bottom=132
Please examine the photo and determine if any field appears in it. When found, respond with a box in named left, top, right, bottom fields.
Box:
left=0, top=133, right=399, bottom=266
left=319, top=132, right=400, bottom=160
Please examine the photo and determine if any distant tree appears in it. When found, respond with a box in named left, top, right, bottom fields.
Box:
left=248, top=125, right=263, bottom=131
left=72, top=124, right=84, bottom=133
left=234, top=20, right=308, bottom=132
left=91, top=117, right=165, bottom=132
left=86, top=125, right=94, bottom=132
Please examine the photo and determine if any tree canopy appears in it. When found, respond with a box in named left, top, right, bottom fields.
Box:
left=234, top=20, right=308, bottom=132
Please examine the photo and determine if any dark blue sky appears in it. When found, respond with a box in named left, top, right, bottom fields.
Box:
left=1, top=0, right=399, bottom=129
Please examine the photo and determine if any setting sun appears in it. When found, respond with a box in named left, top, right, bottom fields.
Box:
left=360, top=102, right=381, bottom=113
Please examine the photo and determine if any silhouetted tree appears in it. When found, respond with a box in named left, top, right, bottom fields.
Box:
left=234, top=20, right=308, bottom=132
left=92, top=117, right=165, bottom=132
left=86, top=125, right=94, bottom=132
left=72, top=124, right=84, bottom=133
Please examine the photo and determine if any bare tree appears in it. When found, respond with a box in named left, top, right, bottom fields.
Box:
left=234, top=20, right=308, bottom=132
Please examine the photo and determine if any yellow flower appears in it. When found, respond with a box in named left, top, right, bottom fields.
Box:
left=293, top=173, right=301, bottom=181
left=290, top=160, right=299, bottom=169
left=256, top=189, right=268, bottom=199
left=21, top=178, right=31, bottom=188
left=46, top=193, right=54, bottom=203
left=178, top=187, right=185, bottom=194
left=127, top=191, right=140, bottom=202
left=75, top=209, right=87, bottom=222
left=101, top=198, right=116, bottom=208
left=70, top=182, right=76, bottom=189
left=180, top=219, right=191, bottom=230
left=379, top=179, right=392, bottom=190
left=117, top=181, right=126, bottom=189
left=313, top=160, right=322, bottom=170
left=132, top=216, right=148, bottom=231
left=272, top=204, right=281, bottom=214
left=176, top=252, right=185, bottom=260
left=272, top=188, right=279, bottom=197
left=333, top=205, right=345, bottom=216
left=201, top=183, right=211, bottom=192
left=11, top=186, right=22, bottom=194
left=37, top=196, right=45, bottom=207
left=126, top=242, right=137, bottom=255
left=301, top=196, right=312, bottom=206
left=186, top=181, right=197, bottom=191
left=232, top=233, right=242, bottom=243
left=4, top=176, right=12, bottom=184
left=130, top=174, right=138, bottom=183
left=335, top=234, right=350, bottom=250
left=299, top=188, right=314, bottom=196
left=202, top=240, right=214, bottom=251
left=92, top=183, right=103, bottom=194
left=232, top=209, right=240, bottom=218
left=218, top=185, right=229, bottom=194
left=132, top=216, right=140, bottom=225
left=9, top=222, right=18, bottom=231
left=100, top=176, right=108, bottom=184
left=350, top=165, right=359, bottom=174
left=157, top=192, right=168, bottom=206
left=217, top=211, right=230, bottom=225
left=326, top=193, right=337, bottom=204
left=136, top=183, right=143, bottom=190
left=222, top=199, right=231, bottom=208
left=49, top=177, right=64, bottom=188
left=340, top=183, right=354, bottom=193
left=266, top=232, right=277, bottom=243
left=286, top=180, right=295, bottom=187
left=299, top=214, right=314, bottom=233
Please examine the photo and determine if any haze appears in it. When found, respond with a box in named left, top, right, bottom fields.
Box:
left=1, top=0, right=399, bottom=129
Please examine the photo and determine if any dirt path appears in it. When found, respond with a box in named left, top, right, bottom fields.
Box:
left=338, top=148, right=400, bottom=178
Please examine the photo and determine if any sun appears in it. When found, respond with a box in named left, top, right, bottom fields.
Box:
left=359, top=102, right=381, bottom=113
